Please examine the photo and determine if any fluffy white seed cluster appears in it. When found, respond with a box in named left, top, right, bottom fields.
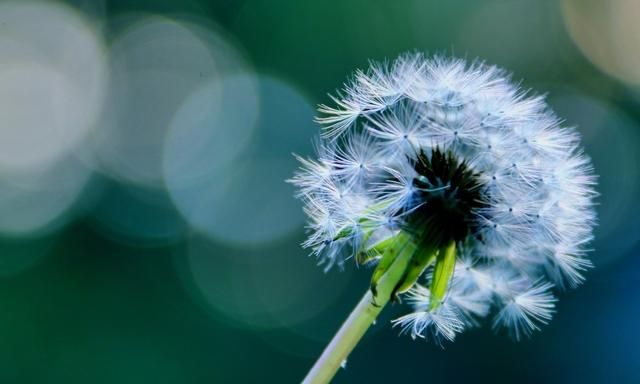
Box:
left=290, top=53, right=597, bottom=343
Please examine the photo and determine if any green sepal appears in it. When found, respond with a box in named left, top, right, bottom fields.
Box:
left=369, top=232, right=412, bottom=296
left=333, top=200, right=392, bottom=243
left=366, top=234, right=398, bottom=255
left=356, top=233, right=398, bottom=265
left=429, top=240, right=457, bottom=310
left=392, top=245, right=438, bottom=297
left=356, top=249, right=378, bottom=266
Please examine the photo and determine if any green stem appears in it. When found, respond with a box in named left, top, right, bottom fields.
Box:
left=302, top=238, right=416, bottom=384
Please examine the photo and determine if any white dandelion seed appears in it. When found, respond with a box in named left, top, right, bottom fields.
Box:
left=392, top=285, right=465, bottom=345
left=492, top=280, right=557, bottom=341
left=290, top=53, right=597, bottom=345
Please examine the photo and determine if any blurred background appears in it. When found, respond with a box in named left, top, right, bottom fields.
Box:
left=0, top=0, right=638, bottom=382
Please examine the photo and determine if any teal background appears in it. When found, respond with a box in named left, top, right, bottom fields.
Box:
left=1, top=1, right=639, bottom=383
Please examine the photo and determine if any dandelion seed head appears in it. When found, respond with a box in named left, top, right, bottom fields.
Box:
left=290, top=53, right=597, bottom=343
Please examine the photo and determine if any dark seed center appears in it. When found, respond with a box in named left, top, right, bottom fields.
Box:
left=405, top=148, right=486, bottom=247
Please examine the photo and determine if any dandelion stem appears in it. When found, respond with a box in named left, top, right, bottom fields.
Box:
left=302, top=239, right=415, bottom=384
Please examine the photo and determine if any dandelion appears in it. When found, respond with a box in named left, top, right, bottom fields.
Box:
left=290, top=53, right=597, bottom=383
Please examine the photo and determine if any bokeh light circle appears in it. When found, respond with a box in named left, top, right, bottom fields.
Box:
left=95, top=16, right=246, bottom=186
left=165, top=76, right=315, bottom=246
left=89, top=182, right=188, bottom=246
left=562, top=0, right=640, bottom=85
left=0, top=156, right=92, bottom=236
left=163, top=74, right=259, bottom=194
left=0, top=1, right=106, bottom=173
left=179, top=235, right=354, bottom=334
